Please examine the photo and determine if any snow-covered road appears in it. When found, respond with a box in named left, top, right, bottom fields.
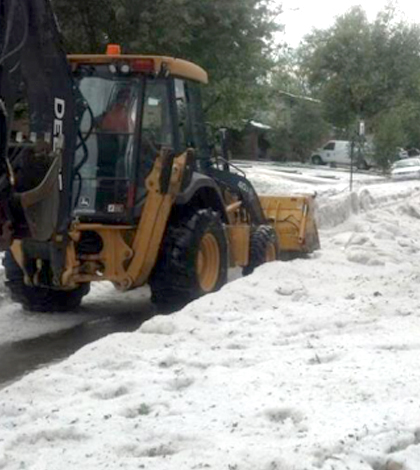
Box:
left=0, top=164, right=396, bottom=349
left=1, top=164, right=420, bottom=470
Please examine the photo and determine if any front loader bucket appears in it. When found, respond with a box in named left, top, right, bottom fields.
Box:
left=259, top=194, right=320, bottom=255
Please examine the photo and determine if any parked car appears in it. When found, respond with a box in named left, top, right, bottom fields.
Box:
left=311, top=140, right=372, bottom=169
left=390, top=157, right=420, bottom=180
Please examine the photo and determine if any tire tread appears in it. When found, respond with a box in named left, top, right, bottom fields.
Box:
left=2, top=251, right=89, bottom=312
left=150, top=209, right=228, bottom=308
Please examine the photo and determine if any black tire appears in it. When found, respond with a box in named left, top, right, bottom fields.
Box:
left=150, top=209, right=228, bottom=308
left=2, top=251, right=90, bottom=312
left=311, top=155, right=323, bottom=165
left=243, top=225, right=279, bottom=276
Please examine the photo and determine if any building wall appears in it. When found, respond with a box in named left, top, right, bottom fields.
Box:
left=230, top=128, right=268, bottom=161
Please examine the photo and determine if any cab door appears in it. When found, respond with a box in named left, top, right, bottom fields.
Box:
left=173, top=78, right=210, bottom=164
left=322, top=141, right=335, bottom=163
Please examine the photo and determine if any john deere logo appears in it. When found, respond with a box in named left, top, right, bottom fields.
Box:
left=80, top=197, right=90, bottom=208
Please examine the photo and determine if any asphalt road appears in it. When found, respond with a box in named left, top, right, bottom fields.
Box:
left=0, top=291, right=159, bottom=388
left=0, top=268, right=243, bottom=389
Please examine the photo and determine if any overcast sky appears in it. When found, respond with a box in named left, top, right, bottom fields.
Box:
left=278, top=0, right=420, bottom=47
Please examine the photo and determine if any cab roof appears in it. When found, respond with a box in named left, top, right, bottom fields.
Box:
left=67, top=54, right=208, bottom=84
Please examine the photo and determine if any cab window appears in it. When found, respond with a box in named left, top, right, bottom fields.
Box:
left=137, top=78, right=175, bottom=189
left=179, top=80, right=210, bottom=162
left=142, top=79, right=174, bottom=151
left=324, top=142, right=335, bottom=150
left=174, top=79, right=190, bottom=150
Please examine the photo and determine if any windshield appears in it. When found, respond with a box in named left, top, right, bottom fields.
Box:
left=72, top=65, right=141, bottom=218
left=393, top=159, right=420, bottom=169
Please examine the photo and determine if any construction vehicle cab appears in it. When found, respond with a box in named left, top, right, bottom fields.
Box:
left=0, top=0, right=320, bottom=313
left=69, top=49, right=211, bottom=225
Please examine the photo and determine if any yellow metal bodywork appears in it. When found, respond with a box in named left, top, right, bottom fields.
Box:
left=259, top=195, right=320, bottom=254
left=10, top=180, right=320, bottom=292
left=227, top=225, right=250, bottom=267
left=67, top=54, right=208, bottom=84
left=10, top=239, right=24, bottom=268
left=59, top=150, right=188, bottom=291
left=265, top=240, right=277, bottom=262
left=126, top=151, right=187, bottom=288
left=66, top=224, right=134, bottom=287
left=5, top=49, right=322, bottom=297
left=196, top=232, right=220, bottom=292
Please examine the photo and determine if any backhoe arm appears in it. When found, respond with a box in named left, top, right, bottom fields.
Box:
left=0, top=0, right=77, bottom=246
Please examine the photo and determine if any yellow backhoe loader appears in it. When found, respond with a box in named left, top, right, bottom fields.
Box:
left=0, top=0, right=319, bottom=312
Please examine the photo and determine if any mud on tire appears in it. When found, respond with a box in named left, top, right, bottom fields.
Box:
left=150, top=209, right=228, bottom=308
left=2, top=250, right=90, bottom=312
left=242, top=224, right=279, bottom=276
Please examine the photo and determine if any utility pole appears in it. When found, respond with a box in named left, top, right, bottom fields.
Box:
left=350, top=139, right=355, bottom=191
left=349, top=119, right=365, bottom=192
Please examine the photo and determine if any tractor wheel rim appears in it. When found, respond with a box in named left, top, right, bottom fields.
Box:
left=265, top=242, right=276, bottom=262
left=196, top=233, right=220, bottom=292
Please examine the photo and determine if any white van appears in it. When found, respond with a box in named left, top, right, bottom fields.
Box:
left=311, top=140, right=373, bottom=169
left=311, top=140, right=351, bottom=165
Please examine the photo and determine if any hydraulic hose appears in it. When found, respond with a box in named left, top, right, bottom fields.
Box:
left=0, top=0, right=28, bottom=67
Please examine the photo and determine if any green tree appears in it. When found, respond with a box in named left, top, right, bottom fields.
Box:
left=289, top=100, right=329, bottom=162
left=267, top=97, right=328, bottom=162
left=372, top=110, right=406, bottom=170
left=400, top=100, right=420, bottom=149
left=299, top=7, right=373, bottom=129
left=265, top=51, right=329, bottom=161
left=298, top=5, right=420, bottom=166
left=52, top=0, right=281, bottom=126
